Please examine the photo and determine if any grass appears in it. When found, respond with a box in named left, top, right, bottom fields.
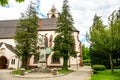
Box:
left=12, top=69, right=73, bottom=75
left=91, top=69, right=120, bottom=80
left=12, top=70, right=21, bottom=75
left=58, top=69, right=74, bottom=74
left=12, top=69, right=30, bottom=75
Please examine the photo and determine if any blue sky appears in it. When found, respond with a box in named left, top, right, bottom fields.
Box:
left=0, top=0, right=120, bottom=47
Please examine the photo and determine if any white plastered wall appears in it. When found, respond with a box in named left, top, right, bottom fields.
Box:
left=69, top=32, right=81, bottom=67
left=0, top=43, right=22, bottom=69
left=0, top=31, right=81, bottom=68
left=37, top=31, right=81, bottom=67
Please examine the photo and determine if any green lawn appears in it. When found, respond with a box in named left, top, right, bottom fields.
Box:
left=12, top=69, right=30, bottom=75
left=58, top=69, right=74, bottom=74
left=91, top=69, right=120, bottom=80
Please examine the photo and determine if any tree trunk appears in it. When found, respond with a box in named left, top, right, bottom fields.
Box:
left=63, top=57, right=68, bottom=70
left=109, top=53, right=114, bottom=72
left=22, top=53, right=28, bottom=69
left=116, top=58, right=118, bottom=65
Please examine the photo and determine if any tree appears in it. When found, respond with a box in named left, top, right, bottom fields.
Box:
left=0, top=0, right=24, bottom=6
left=82, top=44, right=90, bottom=60
left=108, top=9, right=120, bottom=70
left=14, top=2, right=39, bottom=69
left=87, top=14, right=111, bottom=68
left=52, top=0, right=77, bottom=70
left=87, top=9, right=120, bottom=72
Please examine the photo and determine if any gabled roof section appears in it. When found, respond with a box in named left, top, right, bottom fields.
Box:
left=0, top=42, right=16, bottom=54
left=4, top=43, right=16, bottom=54
left=39, top=18, right=57, bottom=30
left=38, top=18, right=79, bottom=31
left=47, top=5, right=59, bottom=18
left=0, top=42, right=3, bottom=47
left=0, top=20, right=19, bottom=39
left=49, top=5, right=57, bottom=13
left=0, top=18, right=79, bottom=38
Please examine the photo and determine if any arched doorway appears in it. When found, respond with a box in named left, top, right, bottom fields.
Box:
left=0, top=56, right=8, bottom=69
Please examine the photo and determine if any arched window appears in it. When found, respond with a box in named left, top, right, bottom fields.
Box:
left=49, top=35, right=53, bottom=47
left=51, top=14, right=56, bottom=18
left=52, top=55, right=60, bottom=64
left=44, top=36, right=48, bottom=48
left=71, top=36, right=75, bottom=50
left=34, top=55, right=39, bottom=64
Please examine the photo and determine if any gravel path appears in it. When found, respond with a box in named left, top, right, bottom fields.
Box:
left=0, top=66, right=92, bottom=80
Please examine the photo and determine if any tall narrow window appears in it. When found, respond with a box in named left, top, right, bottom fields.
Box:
left=71, top=36, right=75, bottom=50
left=44, top=36, right=48, bottom=48
left=34, top=55, right=39, bottom=64
left=49, top=35, right=53, bottom=47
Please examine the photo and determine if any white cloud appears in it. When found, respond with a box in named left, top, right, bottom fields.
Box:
left=0, top=7, right=20, bottom=20
left=0, top=0, right=120, bottom=47
left=0, top=0, right=30, bottom=20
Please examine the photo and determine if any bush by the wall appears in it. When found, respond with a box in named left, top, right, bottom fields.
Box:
left=114, top=66, right=120, bottom=69
left=83, top=59, right=91, bottom=66
left=83, top=59, right=91, bottom=63
left=92, top=64, right=106, bottom=71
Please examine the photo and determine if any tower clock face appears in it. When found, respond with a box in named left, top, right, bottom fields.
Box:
left=51, top=8, right=56, bottom=12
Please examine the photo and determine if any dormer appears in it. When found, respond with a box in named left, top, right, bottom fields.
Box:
left=47, top=5, right=59, bottom=18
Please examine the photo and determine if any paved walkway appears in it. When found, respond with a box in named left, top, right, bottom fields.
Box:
left=0, top=66, right=92, bottom=80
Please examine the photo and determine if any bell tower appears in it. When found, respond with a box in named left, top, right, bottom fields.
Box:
left=47, top=5, right=59, bottom=18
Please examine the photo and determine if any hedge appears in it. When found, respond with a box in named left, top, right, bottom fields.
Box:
left=83, top=59, right=91, bottom=66
left=92, top=64, right=106, bottom=71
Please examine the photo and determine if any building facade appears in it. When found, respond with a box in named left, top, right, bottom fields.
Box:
left=0, top=6, right=82, bottom=69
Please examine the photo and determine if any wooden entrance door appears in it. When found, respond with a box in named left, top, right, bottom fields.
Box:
left=0, top=56, right=7, bottom=69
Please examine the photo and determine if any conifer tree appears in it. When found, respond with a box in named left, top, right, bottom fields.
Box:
left=53, top=0, right=77, bottom=70
left=14, top=2, right=39, bottom=69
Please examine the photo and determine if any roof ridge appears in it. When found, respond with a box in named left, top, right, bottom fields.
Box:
left=0, top=42, right=3, bottom=47
left=4, top=43, right=16, bottom=54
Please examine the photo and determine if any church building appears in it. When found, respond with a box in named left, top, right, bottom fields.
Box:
left=0, top=6, right=83, bottom=69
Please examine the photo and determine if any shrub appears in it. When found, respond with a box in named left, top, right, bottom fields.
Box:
left=12, top=69, right=30, bottom=75
left=58, top=69, right=73, bottom=74
left=92, top=64, right=106, bottom=71
left=12, top=70, right=20, bottom=75
left=114, top=66, right=120, bottom=69
left=83, top=59, right=91, bottom=63
left=83, top=59, right=91, bottom=66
